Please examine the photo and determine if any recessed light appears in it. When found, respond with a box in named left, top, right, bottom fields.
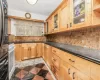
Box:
left=26, top=0, right=38, bottom=5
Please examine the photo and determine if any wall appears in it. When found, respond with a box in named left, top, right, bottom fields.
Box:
left=47, top=27, right=100, bottom=50
left=8, top=9, right=48, bottom=20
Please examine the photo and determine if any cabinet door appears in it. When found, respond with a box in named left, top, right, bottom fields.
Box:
left=74, top=57, right=91, bottom=76
left=48, top=17, right=53, bottom=34
left=77, top=71, right=90, bottom=80
left=15, top=44, right=22, bottom=61
left=60, top=0, right=70, bottom=31
left=37, top=43, right=42, bottom=57
left=30, top=43, right=37, bottom=59
left=51, top=65, right=60, bottom=80
left=53, top=11, right=59, bottom=33
left=44, top=44, right=47, bottom=61
left=21, top=44, right=29, bottom=60
left=90, top=63, right=100, bottom=80
left=60, top=61, right=72, bottom=80
left=71, top=0, right=92, bottom=28
left=45, top=45, right=52, bottom=68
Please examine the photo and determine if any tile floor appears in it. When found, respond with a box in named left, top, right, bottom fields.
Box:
left=11, top=58, right=56, bottom=80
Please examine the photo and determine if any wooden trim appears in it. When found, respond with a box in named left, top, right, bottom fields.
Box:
left=8, top=15, right=45, bottom=23
left=46, top=0, right=66, bottom=21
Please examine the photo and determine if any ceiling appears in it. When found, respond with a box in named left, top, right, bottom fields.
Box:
left=7, top=0, right=62, bottom=16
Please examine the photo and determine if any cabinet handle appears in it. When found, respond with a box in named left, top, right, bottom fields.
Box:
left=53, top=59, right=56, bottom=61
left=69, top=59, right=75, bottom=63
left=70, top=23, right=72, bottom=27
left=73, top=72, right=76, bottom=79
left=67, top=24, right=69, bottom=28
left=68, top=68, right=70, bottom=74
left=53, top=50, right=56, bottom=53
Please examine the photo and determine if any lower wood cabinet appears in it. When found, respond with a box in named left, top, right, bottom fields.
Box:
left=29, top=43, right=37, bottom=59
left=60, top=60, right=90, bottom=80
left=90, top=62, right=100, bottom=80
left=37, top=43, right=42, bottom=57
left=15, top=43, right=42, bottom=61
left=15, top=43, right=100, bottom=80
left=15, top=44, right=22, bottom=61
left=44, top=44, right=52, bottom=68
left=21, top=44, right=29, bottom=60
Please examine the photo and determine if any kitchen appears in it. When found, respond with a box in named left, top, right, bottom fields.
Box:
left=0, top=0, right=100, bottom=80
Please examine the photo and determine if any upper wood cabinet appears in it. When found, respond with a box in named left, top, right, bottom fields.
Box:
left=47, top=17, right=53, bottom=34
left=44, top=22, right=48, bottom=34
left=46, top=0, right=100, bottom=34
left=52, top=11, right=60, bottom=33
left=59, top=0, right=71, bottom=31
left=71, top=0, right=92, bottom=28
left=92, top=0, right=100, bottom=26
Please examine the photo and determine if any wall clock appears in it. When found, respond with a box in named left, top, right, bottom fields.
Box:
left=25, top=13, right=31, bottom=19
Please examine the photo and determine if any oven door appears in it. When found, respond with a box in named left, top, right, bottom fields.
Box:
left=0, top=54, right=8, bottom=80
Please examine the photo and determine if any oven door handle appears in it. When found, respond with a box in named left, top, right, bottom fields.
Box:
left=0, top=58, right=8, bottom=70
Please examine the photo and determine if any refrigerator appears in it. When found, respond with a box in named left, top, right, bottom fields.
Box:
left=0, top=0, right=8, bottom=80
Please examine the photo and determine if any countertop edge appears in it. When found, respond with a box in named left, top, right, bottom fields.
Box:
left=45, top=43, right=100, bottom=65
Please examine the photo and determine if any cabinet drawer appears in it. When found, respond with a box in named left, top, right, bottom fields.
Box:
left=52, top=47, right=59, bottom=55
left=52, top=54, right=60, bottom=70
left=58, top=50, right=77, bottom=66
left=74, top=57, right=91, bottom=76
left=51, top=65, right=59, bottom=80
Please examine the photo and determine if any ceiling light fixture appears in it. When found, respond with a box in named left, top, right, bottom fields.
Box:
left=26, top=0, right=38, bottom=5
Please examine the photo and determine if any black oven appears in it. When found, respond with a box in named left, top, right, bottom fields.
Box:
left=0, top=53, right=8, bottom=80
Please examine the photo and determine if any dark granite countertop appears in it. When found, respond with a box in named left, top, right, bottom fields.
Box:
left=9, top=41, right=45, bottom=44
left=45, top=42, right=100, bottom=65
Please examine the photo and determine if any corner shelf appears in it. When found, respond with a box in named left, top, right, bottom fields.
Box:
left=93, top=5, right=100, bottom=13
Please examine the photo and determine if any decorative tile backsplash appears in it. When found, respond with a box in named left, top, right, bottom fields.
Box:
left=47, top=27, right=100, bottom=50
left=15, top=36, right=46, bottom=42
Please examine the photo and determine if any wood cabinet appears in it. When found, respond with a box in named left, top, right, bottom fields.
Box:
left=21, top=44, right=30, bottom=60
left=92, top=0, right=100, bottom=26
left=74, top=57, right=91, bottom=76
left=44, top=22, right=48, bottom=34
left=45, top=0, right=100, bottom=34
left=71, top=0, right=92, bottom=28
left=37, top=43, right=42, bottom=57
left=47, top=17, right=53, bottom=34
left=90, top=62, right=100, bottom=80
left=29, top=43, right=37, bottom=59
left=59, top=0, right=71, bottom=31
left=15, top=44, right=22, bottom=61
left=44, top=44, right=52, bottom=68
left=52, top=11, right=60, bottom=33
left=51, top=54, right=60, bottom=80
left=15, top=43, right=38, bottom=61
left=52, top=46, right=91, bottom=80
